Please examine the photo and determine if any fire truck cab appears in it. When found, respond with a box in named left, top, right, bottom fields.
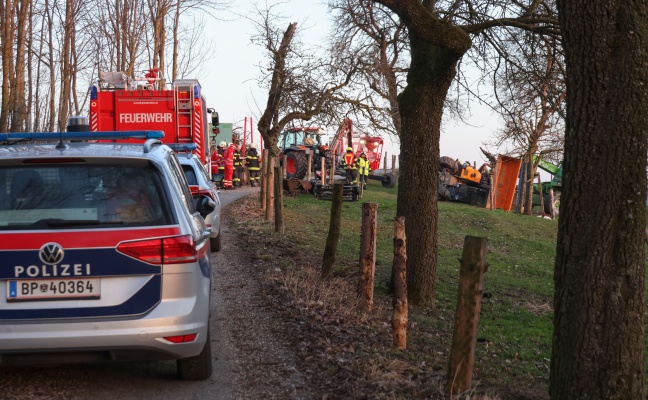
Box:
left=89, top=69, right=218, bottom=175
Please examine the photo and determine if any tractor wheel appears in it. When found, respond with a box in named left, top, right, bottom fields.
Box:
left=285, top=152, right=308, bottom=180
left=543, top=191, right=561, bottom=217
left=381, top=173, right=397, bottom=188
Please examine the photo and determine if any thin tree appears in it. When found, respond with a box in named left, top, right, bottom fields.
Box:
left=371, top=0, right=559, bottom=306
left=254, top=7, right=354, bottom=229
left=550, top=0, right=647, bottom=398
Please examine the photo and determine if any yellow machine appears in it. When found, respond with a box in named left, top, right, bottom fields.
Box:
left=459, top=165, right=482, bottom=184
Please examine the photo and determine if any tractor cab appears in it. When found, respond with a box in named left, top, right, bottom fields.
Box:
left=279, top=127, right=326, bottom=150
left=278, top=127, right=330, bottom=180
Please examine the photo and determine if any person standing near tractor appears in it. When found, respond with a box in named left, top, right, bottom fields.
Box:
left=342, top=147, right=358, bottom=185
left=233, top=143, right=245, bottom=188
left=246, top=143, right=261, bottom=187
left=223, top=142, right=236, bottom=189
left=357, top=152, right=370, bottom=190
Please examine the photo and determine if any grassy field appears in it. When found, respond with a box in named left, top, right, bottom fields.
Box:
left=273, top=178, right=560, bottom=393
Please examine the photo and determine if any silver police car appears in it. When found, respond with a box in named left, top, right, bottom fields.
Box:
left=172, top=146, right=222, bottom=252
left=0, top=130, right=214, bottom=380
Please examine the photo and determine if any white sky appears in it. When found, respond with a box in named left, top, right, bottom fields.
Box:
left=199, top=0, right=502, bottom=166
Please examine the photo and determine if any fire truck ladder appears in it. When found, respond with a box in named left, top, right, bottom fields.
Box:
left=173, top=81, right=195, bottom=143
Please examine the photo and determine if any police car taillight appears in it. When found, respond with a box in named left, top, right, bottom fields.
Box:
left=117, top=235, right=198, bottom=264
left=163, top=333, right=198, bottom=343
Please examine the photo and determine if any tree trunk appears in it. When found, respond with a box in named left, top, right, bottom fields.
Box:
left=0, top=0, right=15, bottom=133
left=551, top=1, right=647, bottom=398
left=396, top=35, right=467, bottom=306
left=321, top=183, right=343, bottom=280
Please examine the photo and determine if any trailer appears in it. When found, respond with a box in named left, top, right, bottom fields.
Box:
left=89, top=69, right=219, bottom=174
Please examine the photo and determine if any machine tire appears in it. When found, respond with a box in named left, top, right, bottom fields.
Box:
left=543, top=191, right=561, bottom=217
left=285, top=152, right=308, bottom=180
left=177, top=327, right=213, bottom=380
left=381, top=173, right=397, bottom=188
left=210, top=224, right=221, bottom=252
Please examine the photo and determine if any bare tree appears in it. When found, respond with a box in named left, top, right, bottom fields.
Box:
left=253, top=6, right=354, bottom=230
left=329, top=0, right=408, bottom=137
left=488, top=33, right=565, bottom=214
left=368, top=0, right=559, bottom=306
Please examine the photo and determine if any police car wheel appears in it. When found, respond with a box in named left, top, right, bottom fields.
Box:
left=177, top=327, right=213, bottom=380
left=210, top=226, right=222, bottom=252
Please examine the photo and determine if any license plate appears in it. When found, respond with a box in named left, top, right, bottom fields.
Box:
left=7, top=278, right=101, bottom=302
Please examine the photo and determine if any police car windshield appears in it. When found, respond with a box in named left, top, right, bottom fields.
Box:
left=0, top=164, right=172, bottom=229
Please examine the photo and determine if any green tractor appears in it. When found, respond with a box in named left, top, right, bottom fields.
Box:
left=532, top=156, right=562, bottom=216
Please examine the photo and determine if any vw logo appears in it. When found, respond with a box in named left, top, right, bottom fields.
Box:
left=39, top=243, right=64, bottom=265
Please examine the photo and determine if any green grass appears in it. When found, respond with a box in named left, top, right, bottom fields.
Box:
left=280, top=178, right=560, bottom=391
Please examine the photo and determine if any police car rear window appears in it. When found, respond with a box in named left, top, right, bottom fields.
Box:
left=0, top=164, right=173, bottom=229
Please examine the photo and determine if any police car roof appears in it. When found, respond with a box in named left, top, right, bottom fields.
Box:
left=0, top=141, right=172, bottom=161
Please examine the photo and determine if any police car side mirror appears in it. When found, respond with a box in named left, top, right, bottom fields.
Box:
left=195, top=195, right=216, bottom=218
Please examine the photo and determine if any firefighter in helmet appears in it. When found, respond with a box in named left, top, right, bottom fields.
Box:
left=342, top=147, right=357, bottom=185
left=246, top=143, right=261, bottom=187
left=356, top=151, right=370, bottom=190
left=233, top=143, right=245, bottom=188
left=215, top=141, right=226, bottom=186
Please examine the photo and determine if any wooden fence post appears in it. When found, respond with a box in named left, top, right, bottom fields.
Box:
left=321, top=157, right=326, bottom=186
left=274, top=165, right=284, bottom=235
left=392, top=216, right=407, bottom=349
left=383, top=152, right=388, bottom=174
left=265, top=155, right=275, bottom=222
left=357, top=202, right=377, bottom=311
left=392, top=154, right=397, bottom=173
left=261, top=149, right=268, bottom=211
left=321, top=183, right=343, bottom=279
left=447, top=236, right=488, bottom=395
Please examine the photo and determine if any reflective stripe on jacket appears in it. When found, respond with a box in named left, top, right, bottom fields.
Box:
left=343, top=153, right=356, bottom=169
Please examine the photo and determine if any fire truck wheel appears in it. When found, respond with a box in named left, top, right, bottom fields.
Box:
left=210, top=225, right=222, bottom=252
left=285, top=151, right=308, bottom=180
left=381, top=173, right=397, bottom=188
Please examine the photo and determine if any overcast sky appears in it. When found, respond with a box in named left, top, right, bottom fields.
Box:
left=199, top=0, right=502, bottom=166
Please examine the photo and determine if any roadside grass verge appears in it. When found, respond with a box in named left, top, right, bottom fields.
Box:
left=233, top=179, right=565, bottom=397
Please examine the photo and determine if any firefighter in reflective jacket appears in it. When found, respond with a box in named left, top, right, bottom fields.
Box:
left=342, top=147, right=357, bottom=185
left=216, top=141, right=226, bottom=184
left=246, top=143, right=261, bottom=187
left=357, top=152, right=370, bottom=189
left=233, top=143, right=245, bottom=188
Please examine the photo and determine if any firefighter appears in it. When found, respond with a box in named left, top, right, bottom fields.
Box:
left=342, top=147, right=357, bottom=185
left=216, top=141, right=226, bottom=186
left=223, top=142, right=236, bottom=189
left=246, top=143, right=261, bottom=187
left=357, top=152, right=370, bottom=190
left=210, top=145, right=221, bottom=178
left=233, top=143, right=245, bottom=188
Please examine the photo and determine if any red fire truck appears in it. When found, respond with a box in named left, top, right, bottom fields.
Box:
left=89, top=69, right=218, bottom=173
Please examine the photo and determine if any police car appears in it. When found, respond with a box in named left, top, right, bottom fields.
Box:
left=0, top=128, right=215, bottom=380
left=170, top=144, right=222, bottom=252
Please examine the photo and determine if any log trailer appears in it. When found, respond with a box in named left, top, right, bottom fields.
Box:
left=89, top=69, right=219, bottom=175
